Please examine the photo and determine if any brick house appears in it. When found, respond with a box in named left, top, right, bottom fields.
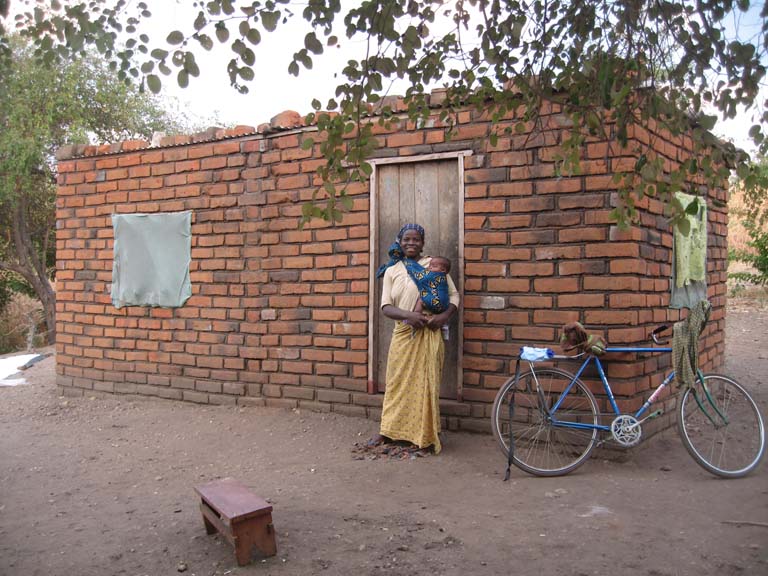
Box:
left=54, top=90, right=728, bottom=435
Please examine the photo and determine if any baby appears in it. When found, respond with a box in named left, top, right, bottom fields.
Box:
left=409, top=256, right=452, bottom=340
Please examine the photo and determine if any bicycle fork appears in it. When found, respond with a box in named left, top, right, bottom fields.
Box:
left=691, top=370, right=729, bottom=428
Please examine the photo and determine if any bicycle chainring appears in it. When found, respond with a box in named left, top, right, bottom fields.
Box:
left=611, top=415, right=642, bottom=447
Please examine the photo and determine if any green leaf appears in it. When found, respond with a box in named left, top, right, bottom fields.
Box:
left=262, top=11, right=280, bottom=32
left=215, top=23, right=229, bottom=43
left=305, top=32, right=323, bottom=54
left=147, top=74, right=161, bottom=93
left=193, top=11, right=206, bottom=31
left=177, top=69, right=189, bottom=88
left=239, top=67, right=254, bottom=81
left=197, top=34, right=213, bottom=50
left=301, top=137, right=314, bottom=150
left=184, top=53, right=200, bottom=76
left=676, top=217, right=691, bottom=236
left=221, top=0, right=235, bottom=15
left=340, top=194, right=354, bottom=210
left=166, top=30, right=184, bottom=45
left=246, top=28, right=261, bottom=45
left=241, top=47, right=255, bottom=66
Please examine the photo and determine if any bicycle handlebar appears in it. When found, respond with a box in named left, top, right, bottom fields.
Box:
left=651, top=324, right=672, bottom=345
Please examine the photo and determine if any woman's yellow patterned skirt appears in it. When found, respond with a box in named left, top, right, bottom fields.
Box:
left=380, top=320, right=445, bottom=453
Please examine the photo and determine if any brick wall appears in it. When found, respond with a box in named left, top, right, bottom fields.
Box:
left=55, top=95, right=728, bottom=435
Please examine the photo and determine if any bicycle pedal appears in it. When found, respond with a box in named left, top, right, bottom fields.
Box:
left=639, top=409, right=663, bottom=424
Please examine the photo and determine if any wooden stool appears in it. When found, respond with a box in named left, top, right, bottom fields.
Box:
left=195, top=478, right=277, bottom=566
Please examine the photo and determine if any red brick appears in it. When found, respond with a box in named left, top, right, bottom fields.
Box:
left=558, top=260, right=606, bottom=275
left=486, top=278, right=530, bottom=292
left=558, top=227, right=607, bottom=242
left=585, top=243, right=639, bottom=258
left=487, top=248, right=531, bottom=260
left=508, top=197, right=554, bottom=212
left=607, top=327, right=647, bottom=343
left=463, top=356, right=505, bottom=372
left=583, top=276, right=639, bottom=291
left=585, top=310, right=638, bottom=325
left=533, top=310, right=580, bottom=324
left=534, top=246, right=582, bottom=261
left=465, top=199, right=506, bottom=213
left=387, top=132, right=424, bottom=147
left=533, top=277, right=579, bottom=292
left=464, top=231, right=508, bottom=245
left=610, top=259, right=648, bottom=274
left=507, top=295, right=553, bottom=308
left=464, top=327, right=506, bottom=341
left=466, top=263, right=506, bottom=277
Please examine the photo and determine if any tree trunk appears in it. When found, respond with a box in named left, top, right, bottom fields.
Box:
left=6, top=195, right=56, bottom=344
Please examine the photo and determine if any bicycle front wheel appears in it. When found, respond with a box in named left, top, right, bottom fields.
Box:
left=677, top=374, right=765, bottom=478
left=491, top=367, right=600, bottom=476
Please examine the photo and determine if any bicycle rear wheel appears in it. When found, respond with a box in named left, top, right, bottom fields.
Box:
left=491, top=367, right=600, bottom=476
left=677, top=374, right=765, bottom=478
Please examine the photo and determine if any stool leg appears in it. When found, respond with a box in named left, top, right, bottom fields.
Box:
left=251, top=517, right=277, bottom=557
left=202, top=515, right=217, bottom=535
left=234, top=536, right=252, bottom=566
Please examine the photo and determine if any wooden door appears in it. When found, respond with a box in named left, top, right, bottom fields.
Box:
left=372, top=159, right=462, bottom=398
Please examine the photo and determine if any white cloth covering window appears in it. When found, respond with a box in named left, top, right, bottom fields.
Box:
left=111, top=212, right=192, bottom=309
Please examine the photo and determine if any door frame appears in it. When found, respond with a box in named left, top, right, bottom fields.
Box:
left=367, top=150, right=472, bottom=400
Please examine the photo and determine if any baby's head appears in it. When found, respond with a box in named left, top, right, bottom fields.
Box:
left=428, top=256, right=451, bottom=274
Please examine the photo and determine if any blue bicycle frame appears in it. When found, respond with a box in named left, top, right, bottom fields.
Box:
left=545, top=346, right=674, bottom=432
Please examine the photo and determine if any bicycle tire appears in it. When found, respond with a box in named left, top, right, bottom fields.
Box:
left=491, top=367, right=600, bottom=477
left=677, top=374, right=765, bottom=478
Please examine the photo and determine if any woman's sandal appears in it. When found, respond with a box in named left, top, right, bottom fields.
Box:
left=364, top=435, right=387, bottom=449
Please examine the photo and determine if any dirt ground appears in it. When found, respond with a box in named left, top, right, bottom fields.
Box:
left=1, top=303, right=767, bottom=576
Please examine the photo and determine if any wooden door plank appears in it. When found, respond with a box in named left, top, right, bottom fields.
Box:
left=399, top=163, right=416, bottom=225
left=436, top=160, right=461, bottom=398
left=376, top=165, right=401, bottom=392
left=415, top=161, right=440, bottom=257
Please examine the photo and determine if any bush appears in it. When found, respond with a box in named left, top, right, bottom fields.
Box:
left=729, top=160, right=768, bottom=287
left=0, top=293, right=44, bottom=355
left=729, top=220, right=768, bottom=285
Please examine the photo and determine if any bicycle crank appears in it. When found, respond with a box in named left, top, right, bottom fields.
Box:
left=610, top=410, right=663, bottom=447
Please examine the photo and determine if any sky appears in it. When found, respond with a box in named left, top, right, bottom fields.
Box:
left=147, top=2, right=377, bottom=129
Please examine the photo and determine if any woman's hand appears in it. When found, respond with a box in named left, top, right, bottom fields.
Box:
left=406, top=311, right=429, bottom=329
left=382, top=304, right=428, bottom=328
left=426, top=305, right=456, bottom=330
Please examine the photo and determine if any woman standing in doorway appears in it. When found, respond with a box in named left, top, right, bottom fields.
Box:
left=371, top=223, right=459, bottom=454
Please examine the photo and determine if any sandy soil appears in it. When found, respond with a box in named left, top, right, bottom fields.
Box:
left=1, top=303, right=766, bottom=576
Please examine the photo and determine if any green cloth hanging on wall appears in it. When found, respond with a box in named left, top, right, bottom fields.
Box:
left=674, top=192, right=707, bottom=288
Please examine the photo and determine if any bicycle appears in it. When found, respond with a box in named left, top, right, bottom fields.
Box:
left=491, top=324, right=766, bottom=478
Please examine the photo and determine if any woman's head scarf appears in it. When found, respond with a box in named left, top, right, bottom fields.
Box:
left=376, top=223, right=425, bottom=278
left=397, top=223, right=424, bottom=241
